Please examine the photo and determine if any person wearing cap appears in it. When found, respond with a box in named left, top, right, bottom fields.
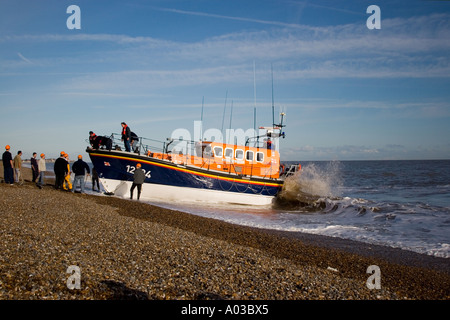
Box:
left=130, top=163, right=145, bottom=200
left=72, top=155, right=90, bottom=194
left=89, top=131, right=98, bottom=149
left=37, top=153, right=46, bottom=189
left=121, top=122, right=131, bottom=152
left=89, top=132, right=113, bottom=151
left=13, top=150, right=23, bottom=184
left=62, top=153, right=72, bottom=191
left=54, top=151, right=68, bottom=190
left=2, top=145, right=14, bottom=185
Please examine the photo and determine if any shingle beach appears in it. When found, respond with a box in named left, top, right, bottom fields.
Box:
left=1, top=165, right=449, bottom=301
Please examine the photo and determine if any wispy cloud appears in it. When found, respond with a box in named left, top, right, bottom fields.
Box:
left=1, top=33, right=170, bottom=45
left=17, top=52, right=32, bottom=64
left=297, top=1, right=364, bottom=16
left=2, top=13, right=449, bottom=99
left=150, top=6, right=313, bottom=30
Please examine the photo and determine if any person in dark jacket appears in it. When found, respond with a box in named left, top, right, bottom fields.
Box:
left=31, top=152, right=39, bottom=183
left=130, top=163, right=145, bottom=200
left=89, top=131, right=113, bottom=151
left=2, top=145, right=14, bottom=185
left=54, top=151, right=68, bottom=190
left=121, top=122, right=131, bottom=152
left=89, top=131, right=98, bottom=148
left=130, top=131, right=139, bottom=152
left=72, top=155, right=90, bottom=193
left=91, top=167, right=100, bottom=192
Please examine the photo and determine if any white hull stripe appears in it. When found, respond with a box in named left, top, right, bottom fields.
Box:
left=100, top=178, right=275, bottom=206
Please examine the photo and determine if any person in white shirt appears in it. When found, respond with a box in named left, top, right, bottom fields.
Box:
left=37, top=153, right=46, bottom=189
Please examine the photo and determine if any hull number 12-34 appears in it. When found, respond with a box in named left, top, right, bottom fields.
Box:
left=126, top=165, right=152, bottom=179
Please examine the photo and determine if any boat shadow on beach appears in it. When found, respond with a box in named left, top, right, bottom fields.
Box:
left=99, top=280, right=225, bottom=300
left=100, top=280, right=149, bottom=300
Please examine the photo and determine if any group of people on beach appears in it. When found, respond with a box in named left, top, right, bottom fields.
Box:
left=2, top=145, right=100, bottom=193
left=2, top=145, right=46, bottom=187
left=53, top=151, right=99, bottom=194
left=3, top=121, right=143, bottom=198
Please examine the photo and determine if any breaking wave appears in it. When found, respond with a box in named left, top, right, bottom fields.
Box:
left=274, top=161, right=343, bottom=211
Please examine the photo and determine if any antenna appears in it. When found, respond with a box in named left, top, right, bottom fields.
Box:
left=271, top=63, right=275, bottom=128
left=200, top=96, right=204, bottom=141
left=253, top=61, right=257, bottom=146
left=221, top=90, right=228, bottom=139
left=228, top=100, right=234, bottom=144
left=201, top=96, right=204, bottom=122
left=278, top=107, right=287, bottom=139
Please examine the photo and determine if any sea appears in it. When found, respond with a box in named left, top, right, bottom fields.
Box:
left=145, top=160, right=450, bottom=259
left=35, top=160, right=450, bottom=258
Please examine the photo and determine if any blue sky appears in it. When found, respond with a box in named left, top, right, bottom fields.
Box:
left=1, top=0, right=449, bottom=161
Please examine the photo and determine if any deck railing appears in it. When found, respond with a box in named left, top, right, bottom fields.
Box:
left=88, top=133, right=287, bottom=180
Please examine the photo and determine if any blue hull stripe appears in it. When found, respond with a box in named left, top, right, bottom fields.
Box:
left=88, top=150, right=283, bottom=197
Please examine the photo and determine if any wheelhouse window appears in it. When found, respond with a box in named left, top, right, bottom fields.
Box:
left=235, top=149, right=244, bottom=160
left=203, top=144, right=212, bottom=158
left=256, top=152, right=264, bottom=162
left=246, top=150, right=254, bottom=162
left=225, top=148, right=233, bottom=159
left=213, top=146, right=223, bottom=157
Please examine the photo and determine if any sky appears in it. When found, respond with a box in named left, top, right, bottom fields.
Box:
left=1, top=0, right=450, bottom=161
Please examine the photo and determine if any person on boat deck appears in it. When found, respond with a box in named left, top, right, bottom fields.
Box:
left=265, top=138, right=272, bottom=150
left=72, top=155, right=90, bottom=194
left=130, top=163, right=145, bottom=200
left=130, top=131, right=139, bottom=152
left=90, top=132, right=113, bottom=151
left=121, top=122, right=131, bottom=152
left=89, top=131, right=97, bottom=148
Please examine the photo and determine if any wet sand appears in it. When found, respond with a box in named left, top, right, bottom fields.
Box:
left=0, top=164, right=449, bottom=300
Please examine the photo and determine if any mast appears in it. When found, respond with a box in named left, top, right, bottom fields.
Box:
left=201, top=96, right=204, bottom=141
left=228, top=100, right=233, bottom=144
left=221, top=90, right=228, bottom=139
left=253, top=61, right=257, bottom=147
left=201, top=96, right=204, bottom=122
left=271, top=63, right=275, bottom=128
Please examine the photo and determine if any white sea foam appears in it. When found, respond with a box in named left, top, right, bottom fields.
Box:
left=281, top=161, right=343, bottom=199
